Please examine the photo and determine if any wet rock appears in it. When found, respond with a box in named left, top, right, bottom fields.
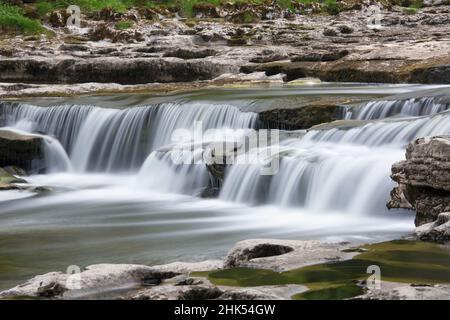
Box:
left=225, top=241, right=294, bottom=268
left=37, top=281, right=67, bottom=298
left=30, top=186, right=52, bottom=193
left=163, top=48, right=217, bottom=60
left=338, top=25, right=354, bottom=34
left=0, top=129, right=44, bottom=174
left=323, top=28, right=338, bottom=36
left=415, top=212, right=450, bottom=243
left=200, top=186, right=221, bottom=198
left=259, top=104, right=340, bottom=130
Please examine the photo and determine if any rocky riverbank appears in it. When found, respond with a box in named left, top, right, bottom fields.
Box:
left=1, top=3, right=450, bottom=96
left=1, top=238, right=449, bottom=300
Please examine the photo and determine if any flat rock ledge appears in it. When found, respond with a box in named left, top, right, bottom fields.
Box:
left=224, top=238, right=354, bottom=271
left=389, top=136, right=450, bottom=243
left=353, top=281, right=450, bottom=300
left=0, top=239, right=352, bottom=300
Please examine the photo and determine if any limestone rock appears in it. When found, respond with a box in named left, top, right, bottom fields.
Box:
left=415, top=212, right=450, bottom=243
left=224, top=239, right=354, bottom=271
left=392, top=136, right=450, bottom=191
left=151, top=260, right=223, bottom=274
left=259, top=104, right=340, bottom=130
left=0, top=264, right=176, bottom=299
left=389, top=136, right=450, bottom=227
left=354, top=281, right=450, bottom=300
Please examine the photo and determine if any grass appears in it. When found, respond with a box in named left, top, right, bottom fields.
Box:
left=192, top=240, right=450, bottom=300
left=115, top=19, right=134, bottom=29
left=0, top=3, right=46, bottom=34
left=403, top=5, right=419, bottom=14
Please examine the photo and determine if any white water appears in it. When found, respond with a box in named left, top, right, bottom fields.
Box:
left=0, top=101, right=257, bottom=172
left=345, top=97, right=450, bottom=120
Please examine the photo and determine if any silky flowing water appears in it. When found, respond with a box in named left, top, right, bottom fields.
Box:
left=0, top=83, right=449, bottom=290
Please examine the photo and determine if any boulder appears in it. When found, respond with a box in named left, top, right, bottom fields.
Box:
left=0, top=129, right=44, bottom=174
left=392, top=136, right=450, bottom=191
left=224, top=239, right=354, bottom=271
left=415, top=212, right=450, bottom=243
left=389, top=136, right=450, bottom=226
left=259, top=104, right=340, bottom=130
left=0, top=264, right=177, bottom=299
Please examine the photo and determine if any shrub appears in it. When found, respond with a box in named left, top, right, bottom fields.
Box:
left=0, top=3, right=45, bottom=34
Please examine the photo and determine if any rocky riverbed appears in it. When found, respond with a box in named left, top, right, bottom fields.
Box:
left=1, top=3, right=450, bottom=98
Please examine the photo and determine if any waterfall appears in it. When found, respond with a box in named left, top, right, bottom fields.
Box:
left=138, top=149, right=209, bottom=195
left=0, top=103, right=93, bottom=152
left=345, top=97, right=450, bottom=120
left=0, top=102, right=258, bottom=173
left=0, top=128, right=72, bottom=173
left=306, top=112, right=450, bottom=147
left=3, top=93, right=450, bottom=215
left=220, top=110, right=450, bottom=213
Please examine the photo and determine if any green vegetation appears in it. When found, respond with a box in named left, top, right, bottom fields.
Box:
left=0, top=3, right=45, bottom=34
left=192, top=240, right=450, bottom=300
left=115, top=19, right=134, bottom=29
left=403, top=5, right=419, bottom=14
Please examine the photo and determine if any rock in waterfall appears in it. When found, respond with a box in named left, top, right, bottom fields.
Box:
left=389, top=135, right=450, bottom=242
